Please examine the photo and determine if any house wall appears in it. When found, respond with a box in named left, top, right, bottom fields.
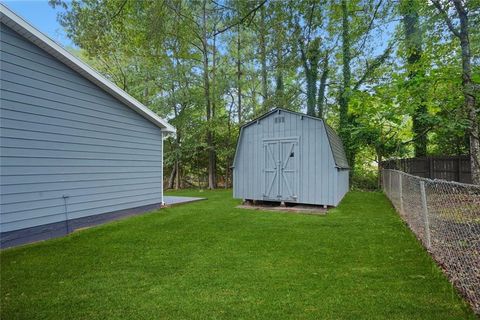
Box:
left=233, top=110, right=339, bottom=206
left=0, top=25, right=164, bottom=234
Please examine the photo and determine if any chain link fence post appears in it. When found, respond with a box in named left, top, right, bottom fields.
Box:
left=388, top=169, right=392, bottom=197
left=419, top=180, right=431, bottom=249
left=399, top=173, right=403, bottom=214
left=382, top=170, right=386, bottom=192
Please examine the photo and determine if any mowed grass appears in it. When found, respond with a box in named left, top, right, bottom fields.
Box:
left=0, top=190, right=476, bottom=319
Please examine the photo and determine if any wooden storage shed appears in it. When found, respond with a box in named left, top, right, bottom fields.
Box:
left=0, top=5, right=175, bottom=247
left=233, top=108, right=349, bottom=207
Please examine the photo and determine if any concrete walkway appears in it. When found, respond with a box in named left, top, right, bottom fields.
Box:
left=164, top=196, right=205, bottom=206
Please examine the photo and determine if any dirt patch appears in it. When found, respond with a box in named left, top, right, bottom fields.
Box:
left=237, top=202, right=328, bottom=215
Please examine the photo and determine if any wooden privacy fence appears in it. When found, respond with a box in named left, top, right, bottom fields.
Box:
left=381, top=155, right=472, bottom=184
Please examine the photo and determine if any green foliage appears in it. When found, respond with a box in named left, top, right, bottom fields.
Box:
left=351, top=171, right=379, bottom=191
left=1, top=190, right=476, bottom=319
left=49, top=0, right=478, bottom=186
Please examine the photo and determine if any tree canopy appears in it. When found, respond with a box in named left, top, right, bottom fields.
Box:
left=50, top=0, right=480, bottom=187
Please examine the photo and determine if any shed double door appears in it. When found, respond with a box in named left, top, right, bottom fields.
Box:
left=263, top=138, right=299, bottom=202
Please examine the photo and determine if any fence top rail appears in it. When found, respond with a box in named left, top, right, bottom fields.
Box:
left=383, top=169, right=480, bottom=188
left=382, top=155, right=470, bottom=162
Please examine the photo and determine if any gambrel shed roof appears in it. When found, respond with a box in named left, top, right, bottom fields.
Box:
left=239, top=108, right=349, bottom=169
left=324, top=124, right=350, bottom=169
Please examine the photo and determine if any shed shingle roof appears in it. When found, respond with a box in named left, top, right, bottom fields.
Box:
left=324, top=123, right=350, bottom=169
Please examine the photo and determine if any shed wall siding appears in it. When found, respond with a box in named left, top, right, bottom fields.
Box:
left=234, top=111, right=340, bottom=206
left=336, top=169, right=349, bottom=205
left=0, top=25, right=163, bottom=232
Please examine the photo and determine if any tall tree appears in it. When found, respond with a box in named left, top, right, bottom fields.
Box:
left=336, top=0, right=394, bottom=171
left=259, top=4, right=269, bottom=110
left=271, top=1, right=286, bottom=108
left=401, top=0, right=428, bottom=157
left=300, top=38, right=320, bottom=116
left=317, top=53, right=329, bottom=119
left=432, top=0, right=480, bottom=184
left=236, top=24, right=242, bottom=123
left=339, top=0, right=353, bottom=167
left=51, top=0, right=477, bottom=189
left=200, top=0, right=216, bottom=189
left=275, top=41, right=284, bottom=104
left=290, top=0, right=331, bottom=118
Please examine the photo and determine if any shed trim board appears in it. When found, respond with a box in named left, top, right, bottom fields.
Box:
left=0, top=4, right=175, bottom=133
left=233, top=108, right=349, bottom=207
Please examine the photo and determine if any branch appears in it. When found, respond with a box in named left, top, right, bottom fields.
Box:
left=431, top=0, right=461, bottom=38
left=211, top=0, right=235, bottom=11
left=353, top=42, right=394, bottom=91
left=400, top=127, right=434, bottom=145
left=299, top=40, right=309, bottom=73
left=214, top=0, right=267, bottom=36
left=165, top=6, right=205, bottom=53
left=165, top=1, right=201, bottom=30
left=357, top=0, right=383, bottom=53
left=110, top=0, right=128, bottom=20
left=452, top=0, right=469, bottom=41
left=305, top=0, right=317, bottom=42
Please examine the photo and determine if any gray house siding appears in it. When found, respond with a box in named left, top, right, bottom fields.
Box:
left=0, top=25, right=164, bottom=234
left=233, top=109, right=349, bottom=207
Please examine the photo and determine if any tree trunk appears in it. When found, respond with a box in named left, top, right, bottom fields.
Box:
left=433, top=0, right=480, bottom=184
left=453, top=0, right=479, bottom=184
left=301, top=42, right=319, bottom=117
left=306, top=71, right=316, bottom=116
left=237, top=25, right=242, bottom=123
left=175, top=160, right=180, bottom=189
left=202, top=1, right=216, bottom=189
left=317, top=54, right=328, bottom=119
left=168, top=163, right=176, bottom=189
left=402, top=0, right=427, bottom=157
left=212, top=28, right=217, bottom=118
left=412, top=105, right=428, bottom=156
left=174, top=131, right=181, bottom=189
left=275, top=40, right=284, bottom=107
left=259, top=5, right=268, bottom=111
left=169, top=76, right=180, bottom=190
left=339, top=0, right=354, bottom=171
left=339, top=0, right=351, bottom=130
left=377, top=151, right=383, bottom=189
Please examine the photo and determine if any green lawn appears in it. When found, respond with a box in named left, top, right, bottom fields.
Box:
left=0, top=190, right=475, bottom=319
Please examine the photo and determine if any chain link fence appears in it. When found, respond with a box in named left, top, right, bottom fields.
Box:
left=382, top=169, right=480, bottom=314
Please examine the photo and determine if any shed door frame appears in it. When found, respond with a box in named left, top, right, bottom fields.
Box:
left=262, top=137, right=300, bottom=202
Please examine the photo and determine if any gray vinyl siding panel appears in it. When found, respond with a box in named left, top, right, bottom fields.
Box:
left=1, top=89, right=160, bottom=131
left=1, top=79, right=155, bottom=129
left=233, top=109, right=348, bottom=206
left=0, top=25, right=164, bottom=233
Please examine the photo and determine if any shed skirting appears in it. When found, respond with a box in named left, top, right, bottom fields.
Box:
left=0, top=202, right=163, bottom=249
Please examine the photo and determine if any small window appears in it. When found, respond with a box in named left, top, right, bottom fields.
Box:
left=274, top=116, right=285, bottom=124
